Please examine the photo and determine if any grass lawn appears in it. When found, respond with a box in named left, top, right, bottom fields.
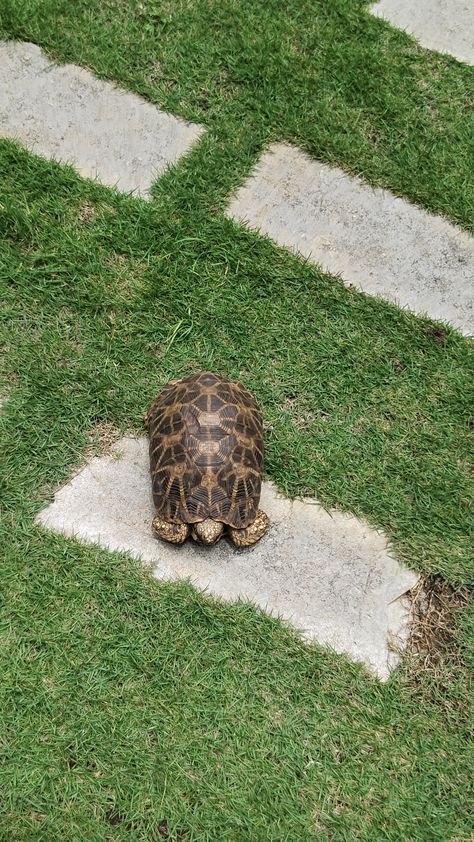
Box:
left=1, top=0, right=473, bottom=838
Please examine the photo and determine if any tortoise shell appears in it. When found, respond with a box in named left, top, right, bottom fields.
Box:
left=146, top=372, right=264, bottom=529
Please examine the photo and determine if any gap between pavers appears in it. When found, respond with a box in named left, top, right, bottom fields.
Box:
left=227, top=143, right=474, bottom=335
left=370, top=0, right=474, bottom=65
left=0, top=42, right=204, bottom=197
left=35, top=437, right=419, bottom=680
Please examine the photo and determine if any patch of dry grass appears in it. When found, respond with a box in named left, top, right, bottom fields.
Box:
left=407, top=574, right=471, bottom=668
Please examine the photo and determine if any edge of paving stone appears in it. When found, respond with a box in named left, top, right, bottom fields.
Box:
left=228, top=141, right=474, bottom=240
left=4, top=41, right=204, bottom=133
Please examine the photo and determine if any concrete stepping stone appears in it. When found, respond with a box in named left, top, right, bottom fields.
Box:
left=370, top=0, right=474, bottom=65
left=227, top=143, right=474, bottom=335
left=35, top=437, right=419, bottom=680
left=0, top=42, right=204, bottom=197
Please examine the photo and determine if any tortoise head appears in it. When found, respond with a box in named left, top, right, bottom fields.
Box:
left=192, top=518, right=224, bottom=546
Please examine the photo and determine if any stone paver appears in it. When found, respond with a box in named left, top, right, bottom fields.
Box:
left=370, top=0, right=474, bottom=65
left=227, top=143, right=474, bottom=335
left=35, top=437, right=419, bottom=680
left=0, top=42, right=204, bottom=197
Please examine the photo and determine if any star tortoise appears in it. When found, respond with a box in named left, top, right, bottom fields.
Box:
left=145, top=371, right=269, bottom=546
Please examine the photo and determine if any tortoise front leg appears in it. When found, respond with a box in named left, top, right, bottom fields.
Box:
left=152, top=516, right=190, bottom=545
left=228, top=509, right=269, bottom=548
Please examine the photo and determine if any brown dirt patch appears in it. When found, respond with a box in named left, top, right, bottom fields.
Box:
left=424, top=324, right=449, bottom=345
left=406, top=573, right=471, bottom=672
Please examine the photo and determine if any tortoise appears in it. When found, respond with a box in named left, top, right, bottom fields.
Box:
left=145, top=371, right=269, bottom=547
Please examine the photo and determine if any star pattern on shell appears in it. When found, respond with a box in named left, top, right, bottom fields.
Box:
left=145, top=372, right=264, bottom=529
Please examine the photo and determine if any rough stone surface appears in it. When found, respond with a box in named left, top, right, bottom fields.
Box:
left=0, top=42, right=203, bottom=196
left=227, top=143, right=474, bottom=335
left=35, top=437, right=419, bottom=679
left=370, top=0, right=474, bottom=65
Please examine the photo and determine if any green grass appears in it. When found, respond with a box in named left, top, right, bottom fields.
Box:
left=1, top=0, right=473, bottom=229
left=0, top=0, right=473, bottom=838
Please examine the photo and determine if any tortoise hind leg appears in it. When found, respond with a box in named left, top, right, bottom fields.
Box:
left=152, top=516, right=190, bottom=545
left=229, top=510, right=269, bottom=548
